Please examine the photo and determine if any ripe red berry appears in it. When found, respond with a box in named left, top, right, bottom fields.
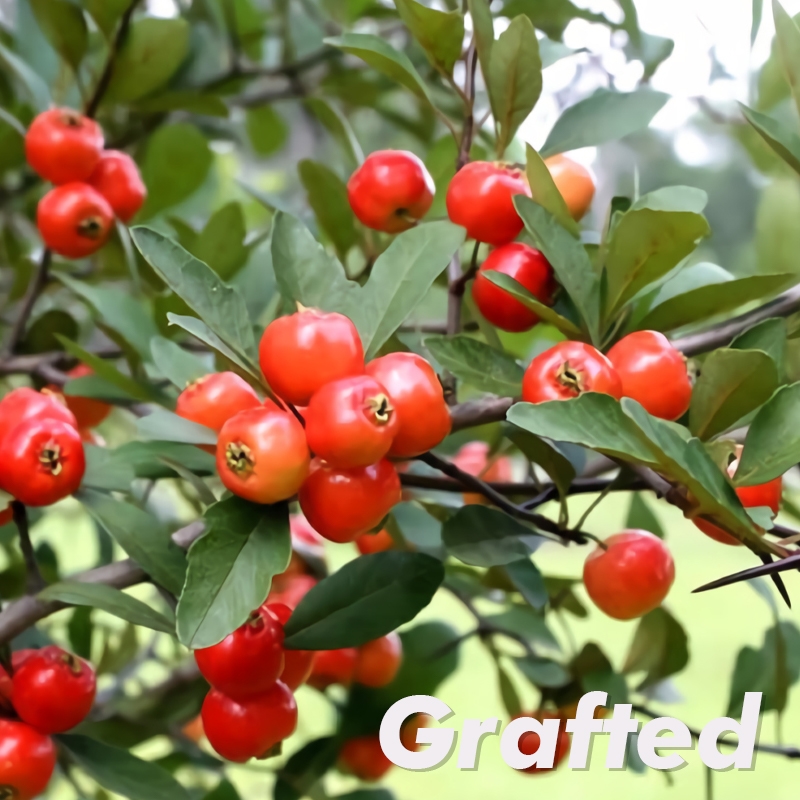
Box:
left=446, top=161, right=530, bottom=246
left=269, top=574, right=318, bottom=609
left=0, top=387, right=77, bottom=445
left=0, top=719, right=56, bottom=800
left=347, top=150, right=435, bottom=233
left=177, top=372, right=262, bottom=432
left=355, top=632, right=403, bottom=688
left=37, top=183, right=114, bottom=259
left=259, top=309, right=364, bottom=407
left=0, top=417, right=86, bottom=507
left=515, top=711, right=571, bottom=775
left=58, top=364, right=111, bottom=428
left=583, top=530, right=675, bottom=620
left=11, top=646, right=96, bottom=734
left=472, top=243, right=556, bottom=332
left=267, top=603, right=315, bottom=691
left=544, top=154, right=596, bottom=221
left=201, top=682, right=297, bottom=763
left=356, top=528, right=395, bottom=555
left=195, top=606, right=285, bottom=699
left=299, top=458, right=401, bottom=543
left=365, top=353, right=451, bottom=458
left=453, top=440, right=514, bottom=505
left=25, top=108, right=104, bottom=185
left=694, top=458, right=781, bottom=546
left=305, top=375, right=398, bottom=469
left=87, top=150, right=146, bottom=222
left=289, top=513, right=326, bottom=564
left=308, top=648, right=359, bottom=690
left=522, top=341, right=623, bottom=404
left=217, top=407, right=309, bottom=504
left=607, top=331, right=692, bottom=421
left=339, top=735, right=394, bottom=781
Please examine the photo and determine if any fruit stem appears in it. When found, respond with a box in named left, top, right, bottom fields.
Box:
left=11, top=501, right=46, bottom=594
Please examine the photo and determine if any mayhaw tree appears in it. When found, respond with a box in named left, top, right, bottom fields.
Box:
left=2, top=0, right=800, bottom=797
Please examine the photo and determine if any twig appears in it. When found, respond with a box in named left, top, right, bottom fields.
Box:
left=12, top=502, right=45, bottom=594
left=1, top=250, right=52, bottom=358
left=456, top=39, right=478, bottom=170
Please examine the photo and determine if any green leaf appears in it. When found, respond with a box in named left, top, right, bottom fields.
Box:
left=772, top=0, right=800, bottom=119
left=481, top=271, right=584, bottom=338
left=514, top=196, right=600, bottom=341
left=497, top=661, right=523, bottom=717
left=191, top=203, right=248, bottom=280
left=246, top=106, right=288, bottom=156
left=203, top=780, right=241, bottom=800
left=135, top=91, right=230, bottom=118
left=116, top=441, right=216, bottom=481
left=735, top=382, right=800, bottom=486
left=58, top=735, right=191, bottom=800
left=442, top=506, right=544, bottom=566
left=274, top=738, right=339, bottom=800
left=0, top=42, right=51, bottom=112
left=483, top=604, right=560, bottom=651
left=488, top=15, right=542, bottom=155
left=637, top=264, right=795, bottom=333
left=77, top=489, right=187, bottom=596
left=139, top=123, right=213, bottom=219
left=271, top=214, right=465, bottom=357
left=740, top=103, right=800, bottom=175
left=325, top=33, right=433, bottom=106
left=515, top=655, right=570, bottom=688
left=284, top=552, right=444, bottom=649
left=106, top=18, right=190, bottom=102
left=625, top=493, right=665, bottom=538
left=136, top=409, right=217, bottom=446
left=394, top=0, right=465, bottom=75
left=604, top=187, right=710, bottom=315
left=298, top=160, right=359, bottom=259
left=505, top=558, right=548, bottom=610
left=622, top=607, right=689, bottom=690
left=689, top=349, right=779, bottom=440
left=571, top=643, right=628, bottom=705
left=304, top=98, right=364, bottom=166
left=150, top=337, right=209, bottom=391
left=132, top=227, right=258, bottom=368
left=506, top=427, right=577, bottom=504
left=540, top=88, right=669, bottom=158
left=730, top=318, right=787, bottom=374
left=177, top=498, right=290, bottom=649
left=30, top=0, right=88, bottom=72
left=38, top=582, right=175, bottom=634
left=80, top=0, right=128, bottom=38
left=423, top=334, right=523, bottom=396
left=467, top=0, right=494, bottom=89
left=391, top=502, right=443, bottom=555
left=82, top=444, right=136, bottom=492
left=525, top=143, right=579, bottom=236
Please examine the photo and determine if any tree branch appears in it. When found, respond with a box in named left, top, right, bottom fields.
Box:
left=1, top=249, right=52, bottom=358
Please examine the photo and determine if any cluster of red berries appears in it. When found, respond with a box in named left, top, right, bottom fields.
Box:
left=25, top=108, right=146, bottom=258
left=0, top=646, right=96, bottom=799
left=177, top=307, right=451, bottom=543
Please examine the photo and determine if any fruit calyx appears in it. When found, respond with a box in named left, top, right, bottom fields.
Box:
left=39, top=442, right=63, bottom=476
left=226, top=442, right=255, bottom=476
left=365, top=393, right=393, bottom=425
left=76, top=216, right=105, bottom=239
left=556, top=360, right=585, bottom=395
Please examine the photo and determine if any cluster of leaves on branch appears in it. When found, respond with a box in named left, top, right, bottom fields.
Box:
left=4, top=0, right=800, bottom=798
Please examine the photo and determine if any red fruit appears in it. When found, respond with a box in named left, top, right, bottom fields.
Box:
left=87, top=150, right=146, bottom=222
left=339, top=735, right=393, bottom=781
left=37, top=183, right=114, bottom=258
left=60, top=364, right=111, bottom=428
left=515, top=711, right=571, bottom=775
left=365, top=353, right=451, bottom=458
left=355, top=632, right=402, bottom=688
left=522, top=341, right=623, bottom=404
left=299, top=458, right=401, bottom=543
left=347, top=150, right=435, bottom=233
left=0, top=387, right=77, bottom=446
left=201, top=682, right=297, bottom=763
left=0, top=719, right=56, bottom=800
left=607, top=331, right=691, bottom=421
left=583, top=530, right=675, bottom=620
left=308, top=648, right=358, bottom=690
left=269, top=574, right=318, bottom=609
left=25, top=108, right=103, bottom=185
left=446, top=161, right=530, bottom=246
left=195, top=606, right=284, bottom=699
left=305, top=376, right=399, bottom=468
left=0, top=417, right=86, bottom=506
left=177, top=372, right=262, bottom=432
left=267, top=603, right=315, bottom=691
left=11, top=646, right=96, bottom=734
left=452, top=441, right=514, bottom=505
left=544, top=154, right=595, bottom=221
left=259, top=309, right=364, bottom=406
left=694, top=459, right=782, bottom=546
left=356, top=528, right=395, bottom=555
left=472, top=243, right=556, bottom=332
left=217, top=407, right=310, bottom=504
